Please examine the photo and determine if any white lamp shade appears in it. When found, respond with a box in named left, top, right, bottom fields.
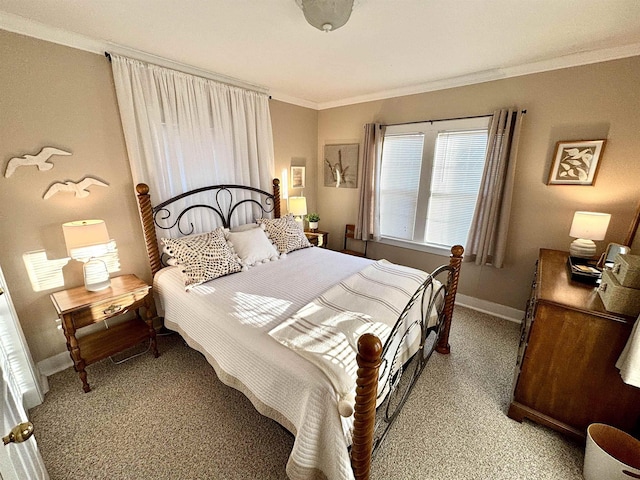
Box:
left=62, top=220, right=110, bottom=258
left=289, top=196, right=308, bottom=217
left=569, top=212, right=611, bottom=240
left=62, top=220, right=112, bottom=291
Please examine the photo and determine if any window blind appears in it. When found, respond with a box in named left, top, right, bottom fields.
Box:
left=380, top=134, right=424, bottom=240
left=426, top=130, right=488, bottom=246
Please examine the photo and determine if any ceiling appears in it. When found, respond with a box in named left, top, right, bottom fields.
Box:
left=2, top=0, right=640, bottom=109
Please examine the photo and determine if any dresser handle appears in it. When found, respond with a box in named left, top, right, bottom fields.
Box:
left=103, top=304, right=123, bottom=315
left=598, top=283, right=607, bottom=292
left=613, top=264, right=621, bottom=274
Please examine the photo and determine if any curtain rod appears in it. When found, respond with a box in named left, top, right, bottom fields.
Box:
left=104, top=51, right=271, bottom=98
left=381, top=110, right=527, bottom=128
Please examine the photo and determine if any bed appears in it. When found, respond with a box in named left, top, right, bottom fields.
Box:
left=135, top=179, right=463, bottom=480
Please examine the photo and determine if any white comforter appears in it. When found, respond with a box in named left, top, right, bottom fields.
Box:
left=154, top=247, right=374, bottom=480
left=270, top=259, right=431, bottom=418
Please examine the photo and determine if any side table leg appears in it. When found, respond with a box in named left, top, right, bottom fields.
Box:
left=63, top=314, right=91, bottom=392
left=144, top=295, right=159, bottom=358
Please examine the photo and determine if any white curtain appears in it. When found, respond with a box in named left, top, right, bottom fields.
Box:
left=356, top=123, right=385, bottom=241
left=465, top=108, right=525, bottom=267
left=111, top=54, right=274, bottom=232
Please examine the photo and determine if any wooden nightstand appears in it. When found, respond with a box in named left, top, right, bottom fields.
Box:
left=50, top=274, right=159, bottom=392
left=305, top=230, right=329, bottom=248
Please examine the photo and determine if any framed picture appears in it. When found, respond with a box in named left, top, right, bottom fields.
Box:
left=324, top=143, right=359, bottom=188
left=291, top=166, right=305, bottom=189
left=547, top=140, right=606, bottom=185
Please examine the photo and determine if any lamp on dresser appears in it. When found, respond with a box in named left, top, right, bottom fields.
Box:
left=62, top=219, right=112, bottom=291
left=569, top=211, right=611, bottom=258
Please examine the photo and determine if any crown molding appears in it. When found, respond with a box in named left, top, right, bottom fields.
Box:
left=316, top=42, right=640, bottom=110
left=1, top=11, right=105, bottom=53
left=3, top=11, right=640, bottom=111
left=269, top=91, right=319, bottom=110
left=0, top=12, right=269, bottom=95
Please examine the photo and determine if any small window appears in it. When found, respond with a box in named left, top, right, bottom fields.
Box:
left=379, top=117, right=489, bottom=254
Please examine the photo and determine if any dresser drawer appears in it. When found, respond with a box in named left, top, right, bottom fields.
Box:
left=71, top=289, right=149, bottom=328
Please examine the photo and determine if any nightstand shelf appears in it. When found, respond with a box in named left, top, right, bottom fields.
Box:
left=50, top=274, right=158, bottom=392
left=76, top=320, right=151, bottom=364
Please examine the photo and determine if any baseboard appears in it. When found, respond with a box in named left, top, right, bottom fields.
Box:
left=455, top=294, right=524, bottom=323
left=37, top=351, right=73, bottom=377
left=37, top=295, right=523, bottom=377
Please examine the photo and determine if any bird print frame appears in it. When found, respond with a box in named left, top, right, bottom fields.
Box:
left=547, top=139, right=606, bottom=185
left=324, top=143, right=359, bottom=188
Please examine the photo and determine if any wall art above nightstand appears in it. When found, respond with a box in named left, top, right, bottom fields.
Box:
left=4, top=146, right=71, bottom=177
left=43, top=176, right=109, bottom=199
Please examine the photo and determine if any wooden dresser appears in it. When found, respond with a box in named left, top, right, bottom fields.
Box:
left=508, top=248, right=640, bottom=440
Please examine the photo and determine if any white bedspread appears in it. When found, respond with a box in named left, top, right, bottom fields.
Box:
left=269, top=259, right=430, bottom=418
left=154, top=247, right=373, bottom=480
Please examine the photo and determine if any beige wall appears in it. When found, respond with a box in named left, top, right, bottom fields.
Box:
left=0, top=30, right=150, bottom=363
left=3, top=26, right=639, bottom=365
left=270, top=100, right=318, bottom=213
left=0, top=31, right=320, bottom=366
left=317, top=56, right=640, bottom=310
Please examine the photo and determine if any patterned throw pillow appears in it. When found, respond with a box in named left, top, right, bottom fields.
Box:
left=162, top=228, right=243, bottom=289
left=257, top=214, right=311, bottom=254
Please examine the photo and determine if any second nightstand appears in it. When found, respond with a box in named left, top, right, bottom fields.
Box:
left=305, top=230, right=329, bottom=248
left=50, top=274, right=158, bottom=392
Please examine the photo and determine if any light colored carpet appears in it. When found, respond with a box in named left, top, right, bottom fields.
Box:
left=29, top=307, right=585, bottom=479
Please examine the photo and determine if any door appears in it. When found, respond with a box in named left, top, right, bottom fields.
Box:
left=0, top=276, right=48, bottom=479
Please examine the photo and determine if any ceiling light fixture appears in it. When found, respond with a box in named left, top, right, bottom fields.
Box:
left=295, top=0, right=355, bottom=32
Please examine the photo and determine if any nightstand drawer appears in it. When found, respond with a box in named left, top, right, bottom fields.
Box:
left=71, top=290, right=149, bottom=328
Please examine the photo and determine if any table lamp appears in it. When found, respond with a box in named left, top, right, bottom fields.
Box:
left=288, top=196, right=307, bottom=229
left=62, top=219, right=112, bottom=291
left=569, top=211, right=611, bottom=258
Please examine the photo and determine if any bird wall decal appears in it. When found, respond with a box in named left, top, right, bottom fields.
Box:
left=4, top=147, right=72, bottom=178
left=43, top=177, right=109, bottom=200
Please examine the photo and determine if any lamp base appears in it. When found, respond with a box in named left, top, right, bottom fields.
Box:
left=569, top=238, right=597, bottom=259
left=84, top=258, right=111, bottom=292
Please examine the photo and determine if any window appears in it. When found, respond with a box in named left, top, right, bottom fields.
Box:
left=379, top=117, right=490, bottom=254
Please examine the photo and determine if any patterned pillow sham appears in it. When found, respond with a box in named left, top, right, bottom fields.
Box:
left=162, top=227, right=243, bottom=290
left=257, top=214, right=311, bottom=254
left=224, top=226, right=280, bottom=267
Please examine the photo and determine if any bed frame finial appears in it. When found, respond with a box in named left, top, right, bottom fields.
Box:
left=136, top=183, right=162, bottom=276
left=435, top=244, right=464, bottom=354
left=351, top=333, right=382, bottom=480
left=272, top=178, right=281, bottom=218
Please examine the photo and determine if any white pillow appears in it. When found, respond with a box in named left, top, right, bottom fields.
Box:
left=230, top=223, right=259, bottom=233
left=225, top=226, right=279, bottom=267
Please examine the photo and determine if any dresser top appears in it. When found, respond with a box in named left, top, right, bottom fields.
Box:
left=537, top=249, right=636, bottom=323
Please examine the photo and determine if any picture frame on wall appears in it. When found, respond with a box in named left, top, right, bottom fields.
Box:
left=324, top=143, right=359, bottom=188
left=291, top=166, right=305, bottom=189
left=547, top=139, right=606, bottom=186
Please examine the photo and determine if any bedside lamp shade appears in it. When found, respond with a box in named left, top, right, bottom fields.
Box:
left=62, top=220, right=112, bottom=291
left=569, top=211, right=611, bottom=258
left=288, top=196, right=307, bottom=229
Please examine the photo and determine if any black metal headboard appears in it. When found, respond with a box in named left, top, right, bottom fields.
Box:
left=153, top=183, right=279, bottom=236
left=135, top=179, right=281, bottom=276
